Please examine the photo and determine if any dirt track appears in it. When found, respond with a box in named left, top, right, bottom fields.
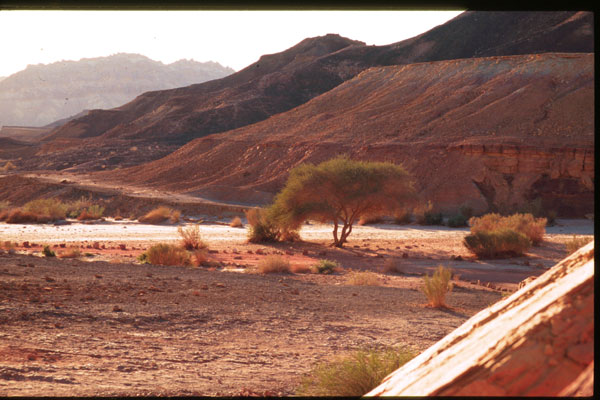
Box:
left=0, top=218, right=592, bottom=395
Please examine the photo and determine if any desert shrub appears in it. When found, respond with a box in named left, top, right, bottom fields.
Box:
left=447, top=214, right=469, bottom=228
left=422, top=265, right=453, bottom=308
left=77, top=204, right=105, bottom=221
left=464, top=229, right=532, bottom=258
left=229, top=216, right=244, bottom=228
left=57, top=247, right=82, bottom=258
left=469, top=213, right=546, bottom=245
left=192, top=249, right=210, bottom=266
left=139, top=206, right=180, bottom=224
left=346, top=270, right=380, bottom=286
left=5, top=209, right=40, bottom=223
left=178, top=224, right=207, bottom=250
left=459, top=204, right=474, bottom=219
left=142, top=243, right=190, bottom=266
left=0, top=200, right=10, bottom=211
left=565, top=235, right=593, bottom=255
left=42, top=245, right=56, bottom=257
left=423, top=211, right=443, bottom=225
left=246, top=208, right=280, bottom=243
left=22, top=198, right=68, bottom=221
left=312, top=259, right=339, bottom=274
left=393, top=209, right=412, bottom=224
left=257, top=255, right=291, bottom=274
left=297, top=346, right=415, bottom=396
left=383, top=258, right=402, bottom=274
left=290, top=264, right=312, bottom=274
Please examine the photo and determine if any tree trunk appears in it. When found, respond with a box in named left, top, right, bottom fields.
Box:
left=332, top=219, right=339, bottom=246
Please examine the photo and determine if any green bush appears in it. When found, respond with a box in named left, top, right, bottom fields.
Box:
left=447, top=214, right=469, bottom=227
left=77, top=204, right=105, bottom=220
left=469, top=213, right=546, bottom=245
left=246, top=208, right=280, bottom=243
left=42, top=245, right=56, bottom=257
left=423, top=211, right=443, bottom=225
left=422, top=265, right=453, bottom=308
left=297, top=346, right=415, bottom=396
left=22, top=198, right=68, bottom=221
left=464, top=229, right=532, bottom=258
left=312, top=259, right=339, bottom=274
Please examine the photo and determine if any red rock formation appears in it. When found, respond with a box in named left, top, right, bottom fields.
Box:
left=366, top=241, right=594, bottom=396
left=110, top=53, right=593, bottom=216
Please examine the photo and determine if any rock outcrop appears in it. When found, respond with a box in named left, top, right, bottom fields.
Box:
left=0, top=53, right=233, bottom=127
left=366, top=240, right=594, bottom=396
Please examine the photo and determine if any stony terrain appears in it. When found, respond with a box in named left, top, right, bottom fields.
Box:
left=0, top=217, right=592, bottom=396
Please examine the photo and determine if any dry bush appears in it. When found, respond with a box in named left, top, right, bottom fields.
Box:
left=22, top=198, right=68, bottom=222
left=57, top=247, right=82, bottom=258
left=143, top=244, right=190, bottom=266
left=393, top=209, right=412, bottom=224
left=358, top=215, right=383, bottom=226
left=383, top=258, right=402, bottom=274
left=246, top=208, right=279, bottom=243
left=565, top=236, right=593, bottom=255
left=290, top=264, right=312, bottom=274
left=422, top=265, right=453, bottom=308
left=77, top=205, right=105, bottom=221
left=257, top=255, right=291, bottom=274
left=192, top=249, right=210, bottom=267
left=469, top=213, right=546, bottom=245
left=1, top=161, right=17, bottom=171
left=139, top=206, right=180, bottom=224
left=345, top=270, right=380, bottom=286
left=229, top=216, right=244, bottom=228
left=464, top=229, right=531, bottom=258
left=178, top=224, right=207, bottom=250
left=312, top=259, right=340, bottom=274
left=297, top=346, right=415, bottom=396
left=5, top=209, right=40, bottom=223
left=0, top=200, right=10, bottom=211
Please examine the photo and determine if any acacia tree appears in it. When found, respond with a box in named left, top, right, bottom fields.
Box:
left=268, top=156, right=418, bottom=247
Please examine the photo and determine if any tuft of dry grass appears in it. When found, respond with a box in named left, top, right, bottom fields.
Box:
left=565, top=235, right=593, bottom=255
left=230, top=216, right=244, bottom=228
left=257, top=255, right=291, bottom=274
left=143, top=244, right=190, bottom=266
left=382, top=258, right=402, bottom=274
left=57, top=247, right=82, bottom=259
left=192, top=249, right=210, bottom=267
left=1, top=161, right=17, bottom=172
left=178, top=224, right=207, bottom=250
left=422, top=265, right=453, bottom=308
left=290, top=264, right=312, bottom=274
left=139, top=206, right=180, bottom=224
left=345, top=270, right=380, bottom=286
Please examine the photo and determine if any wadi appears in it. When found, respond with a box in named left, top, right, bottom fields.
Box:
left=0, top=11, right=594, bottom=396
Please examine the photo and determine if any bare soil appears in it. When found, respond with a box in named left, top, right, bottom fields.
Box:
left=0, top=218, right=591, bottom=396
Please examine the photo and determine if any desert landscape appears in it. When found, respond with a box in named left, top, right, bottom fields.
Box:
left=0, top=10, right=594, bottom=396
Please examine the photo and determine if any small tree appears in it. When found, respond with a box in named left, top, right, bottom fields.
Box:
left=269, top=157, right=417, bottom=247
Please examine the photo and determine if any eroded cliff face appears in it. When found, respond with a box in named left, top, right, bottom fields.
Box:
left=367, top=241, right=594, bottom=397
left=448, top=144, right=594, bottom=217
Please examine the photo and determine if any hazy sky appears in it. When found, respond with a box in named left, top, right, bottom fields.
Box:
left=0, top=10, right=464, bottom=77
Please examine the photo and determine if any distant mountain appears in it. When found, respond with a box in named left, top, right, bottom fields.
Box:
left=43, top=11, right=592, bottom=150
left=0, top=53, right=234, bottom=127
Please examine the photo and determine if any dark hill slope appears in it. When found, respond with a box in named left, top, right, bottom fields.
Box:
left=110, top=53, right=594, bottom=217
left=36, top=11, right=592, bottom=163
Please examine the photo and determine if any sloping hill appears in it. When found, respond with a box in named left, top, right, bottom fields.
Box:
left=110, top=53, right=594, bottom=217
left=0, top=53, right=234, bottom=128
left=36, top=11, right=591, bottom=159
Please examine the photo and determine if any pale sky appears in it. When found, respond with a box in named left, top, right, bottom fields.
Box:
left=0, top=10, right=464, bottom=77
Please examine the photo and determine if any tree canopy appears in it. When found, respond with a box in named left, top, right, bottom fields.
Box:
left=268, top=156, right=418, bottom=247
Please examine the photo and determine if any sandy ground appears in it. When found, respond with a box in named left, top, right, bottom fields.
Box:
left=0, top=218, right=593, bottom=396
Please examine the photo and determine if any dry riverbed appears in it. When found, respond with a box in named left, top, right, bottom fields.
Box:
left=0, top=218, right=593, bottom=395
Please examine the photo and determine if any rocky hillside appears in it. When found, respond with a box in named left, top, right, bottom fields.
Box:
left=110, top=53, right=594, bottom=217
left=0, top=53, right=234, bottom=127
left=40, top=11, right=592, bottom=150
